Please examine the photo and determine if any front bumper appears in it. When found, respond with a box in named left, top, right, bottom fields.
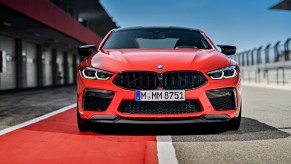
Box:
left=77, top=71, right=241, bottom=121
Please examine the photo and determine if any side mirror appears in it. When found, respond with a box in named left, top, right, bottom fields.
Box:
left=77, top=45, right=96, bottom=57
left=217, top=45, right=236, bottom=55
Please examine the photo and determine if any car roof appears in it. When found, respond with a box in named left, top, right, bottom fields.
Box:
left=113, top=26, right=199, bottom=32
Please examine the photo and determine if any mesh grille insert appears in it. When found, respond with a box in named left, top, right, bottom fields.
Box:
left=119, top=100, right=202, bottom=114
left=114, top=71, right=207, bottom=90
left=83, top=91, right=113, bottom=111
left=114, top=72, right=158, bottom=90
left=206, top=88, right=236, bottom=110
left=163, top=71, right=207, bottom=89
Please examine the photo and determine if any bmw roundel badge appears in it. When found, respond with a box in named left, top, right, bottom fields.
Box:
left=157, top=65, right=164, bottom=69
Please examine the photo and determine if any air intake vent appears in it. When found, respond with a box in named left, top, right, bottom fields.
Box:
left=206, top=88, right=236, bottom=110
left=83, top=89, right=114, bottom=111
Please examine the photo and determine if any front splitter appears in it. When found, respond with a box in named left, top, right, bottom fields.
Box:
left=89, top=114, right=231, bottom=124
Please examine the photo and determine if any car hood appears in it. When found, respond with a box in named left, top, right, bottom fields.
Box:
left=89, top=49, right=231, bottom=73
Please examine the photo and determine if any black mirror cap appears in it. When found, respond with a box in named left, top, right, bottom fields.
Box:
left=77, top=45, right=96, bottom=57
left=217, top=45, right=236, bottom=56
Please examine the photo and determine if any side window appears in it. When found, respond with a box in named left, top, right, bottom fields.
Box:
left=201, top=36, right=210, bottom=49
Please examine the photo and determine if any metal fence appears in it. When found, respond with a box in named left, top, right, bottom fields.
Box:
left=232, top=38, right=291, bottom=86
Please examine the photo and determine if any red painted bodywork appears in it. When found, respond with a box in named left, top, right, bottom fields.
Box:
left=77, top=29, right=241, bottom=120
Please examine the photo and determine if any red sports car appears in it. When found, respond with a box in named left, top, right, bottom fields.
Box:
left=77, top=27, right=241, bottom=131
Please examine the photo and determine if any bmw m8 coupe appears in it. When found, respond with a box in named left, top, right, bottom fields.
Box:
left=77, top=27, right=241, bottom=131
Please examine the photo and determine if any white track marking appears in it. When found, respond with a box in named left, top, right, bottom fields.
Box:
left=0, top=103, right=76, bottom=136
left=242, top=82, right=291, bottom=91
left=157, top=135, right=179, bottom=164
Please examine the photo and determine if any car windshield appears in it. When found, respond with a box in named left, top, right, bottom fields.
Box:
left=101, top=28, right=212, bottom=49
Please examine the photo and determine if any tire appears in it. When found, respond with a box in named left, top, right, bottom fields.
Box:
left=77, top=109, right=89, bottom=132
left=228, top=105, right=242, bottom=131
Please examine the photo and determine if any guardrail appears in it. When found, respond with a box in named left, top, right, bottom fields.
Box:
left=232, top=38, right=291, bottom=86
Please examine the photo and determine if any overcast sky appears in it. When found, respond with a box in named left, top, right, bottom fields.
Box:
left=100, top=0, right=291, bottom=52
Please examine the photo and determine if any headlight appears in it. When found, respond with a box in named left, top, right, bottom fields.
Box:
left=81, top=67, right=113, bottom=80
left=207, top=66, right=237, bottom=80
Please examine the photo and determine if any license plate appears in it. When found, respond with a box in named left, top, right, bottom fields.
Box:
left=135, top=90, right=185, bottom=101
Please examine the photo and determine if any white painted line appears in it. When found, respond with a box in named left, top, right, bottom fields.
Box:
left=157, top=136, right=179, bottom=164
left=242, top=82, right=291, bottom=91
left=0, top=103, right=76, bottom=136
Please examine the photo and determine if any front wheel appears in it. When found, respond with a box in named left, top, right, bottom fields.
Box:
left=77, top=109, right=89, bottom=132
left=228, top=105, right=242, bottom=131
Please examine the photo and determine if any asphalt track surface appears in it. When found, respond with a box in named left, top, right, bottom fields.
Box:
left=0, top=86, right=291, bottom=163
left=0, top=86, right=76, bottom=130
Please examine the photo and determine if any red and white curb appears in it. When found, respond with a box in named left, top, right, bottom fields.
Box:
left=157, top=136, right=179, bottom=164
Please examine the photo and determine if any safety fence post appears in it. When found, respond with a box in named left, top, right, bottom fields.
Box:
left=242, top=52, right=245, bottom=66
left=265, top=44, right=271, bottom=63
left=248, top=50, right=251, bottom=66
left=274, top=41, right=280, bottom=62
left=251, top=48, right=256, bottom=66
left=284, top=38, right=290, bottom=61
left=257, top=46, right=262, bottom=65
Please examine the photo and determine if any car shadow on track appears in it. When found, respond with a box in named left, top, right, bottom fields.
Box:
left=90, top=117, right=290, bottom=141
